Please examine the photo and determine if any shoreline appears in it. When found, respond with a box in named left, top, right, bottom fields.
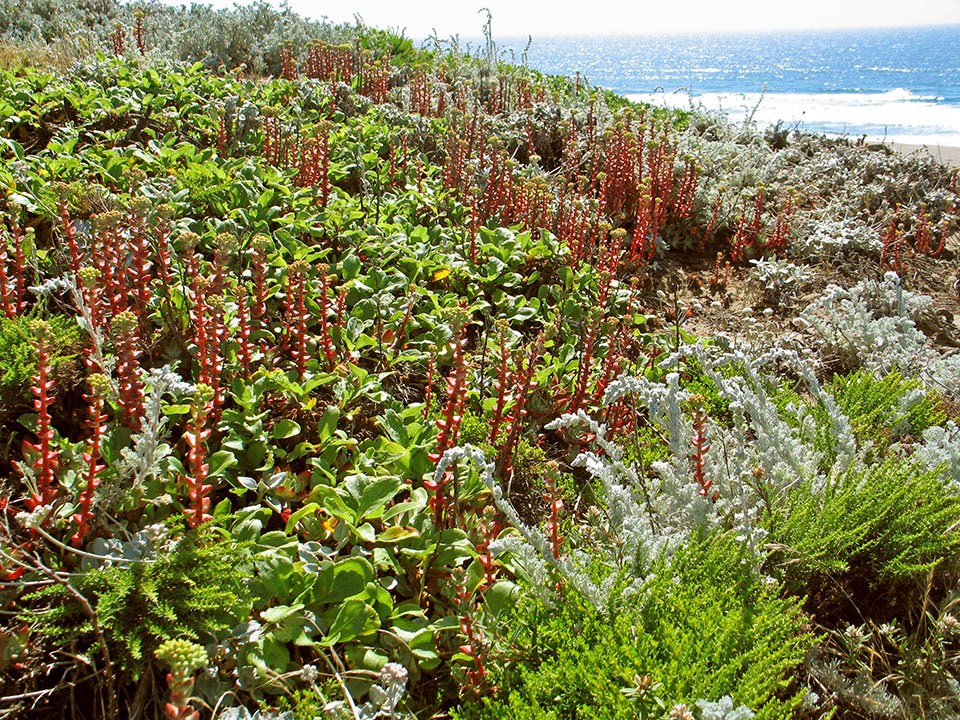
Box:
left=888, top=142, right=960, bottom=168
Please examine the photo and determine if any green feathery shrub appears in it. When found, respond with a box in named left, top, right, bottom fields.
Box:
left=455, top=533, right=813, bottom=720
left=21, top=521, right=250, bottom=679
left=824, top=368, right=946, bottom=450
left=0, top=312, right=81, bottom=417
left=769, top=456, right=960, bottom=593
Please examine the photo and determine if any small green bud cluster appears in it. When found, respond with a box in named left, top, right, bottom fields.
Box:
left=154, top=638, right=209, bottom=675
left=111, top=310, right=139, bottom=336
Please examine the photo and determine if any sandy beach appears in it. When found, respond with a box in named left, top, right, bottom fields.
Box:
left=891, top=142, right=960, bottom=168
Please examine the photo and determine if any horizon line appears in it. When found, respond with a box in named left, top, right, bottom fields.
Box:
left=398, top=21, right=960, bottom=42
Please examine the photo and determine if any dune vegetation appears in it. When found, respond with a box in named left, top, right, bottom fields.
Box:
left=2, top=3, right=960, bottom=718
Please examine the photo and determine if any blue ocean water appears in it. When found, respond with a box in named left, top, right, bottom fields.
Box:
left=494, top=26, right=960, bottom=145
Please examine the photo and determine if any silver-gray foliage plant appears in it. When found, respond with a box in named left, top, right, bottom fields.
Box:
left=111, top=365, right=195, bottom=503
left=802, top=271, right=960, bottom=397
left=696, top=695, right=756, bottom=720
left=322, top=662, right=411, bottom=720
left=915, top=421, right=960, bottom=488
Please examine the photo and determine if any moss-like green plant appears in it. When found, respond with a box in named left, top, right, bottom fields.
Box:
left=0, top=313, right=80, bottom=416
left=21, top=521, right=250, bottom=679
left=455, top=533, right=812, bottom=720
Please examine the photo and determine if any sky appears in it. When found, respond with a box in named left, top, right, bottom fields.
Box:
left=264, top=0, right=960, bottom=38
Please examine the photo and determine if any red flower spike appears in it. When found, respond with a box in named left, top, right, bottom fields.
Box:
left=181, top=386, right=215, bottom=528
left=71, top=374, right=111, bottom=546
left=279, top=44, right=297, bottom=81
left=429, top=319, right=470, bottom=529
left=568, top=312, right=601, bottom=414
left=126, top=200, right=156, bottom=323
left=22, top=322, right=59, bottom=511
left=110, top=21, right=124, bottom=56
left=111, top=311, right=145, bottom=431
left=495, top=338, right=544, bottom=482
left=542, top=464, right=565, bottom=560
left=315, top=266, right=338, bottom=371
left=233, top=286, right=255, bottom=373
left=283, top=260, right=313, bottom=378
left=0, top=219, right=29, bottom=316
left=190, top=277, right=226, bottom=415
left=689, top=398, right=718, bottom=502
left=487, top=322, right=513, bottom=446
left=454, top=574, right=488, bottom=694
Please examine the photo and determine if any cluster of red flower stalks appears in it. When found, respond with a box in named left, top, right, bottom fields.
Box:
left=437, top=108, right=713, bottom=278
left=422, top=321, right=574, bottom=693
left=455, top=577, right=488, bottom=690
left=492, top=336, right=545, bottom=482
left=446, top=459, right=566, bottom=696
left=277, top=41, right=392, bottom=104
left=262, top=115, right=333, bottom=202
left=4, top=174, right=356, bottom=534
left=182, top=385, right=215, bottom=529
left=72, top=375, right=110, bottom=546
left=424, top=317, right=550, bottom=524
left=410, top=68, right=450, bottom=118
left=425, top=323, right=470, bottom=529
left=881, top=202, right=950, bottom=274
left=416, top=59, right=547, bottom=120
left=727, top=186, right=797, bottom=264
left=260, top=51, right=723, bottom=687
left=108, top=13, right=146, bottom=58
left=542, top=464, right=565, bottom=560
left=0, top=216, right=29, bottom=318
left=306, top=41, right=356, bottom=83
left=418, top=312, right=570, bottom=691
left=21, top=324, right=59, bottom=514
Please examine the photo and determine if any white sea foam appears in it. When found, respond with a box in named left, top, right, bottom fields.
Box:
left=626, top=88, right=960, bottom=146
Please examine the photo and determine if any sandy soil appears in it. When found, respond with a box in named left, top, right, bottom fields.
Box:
left=634, top=233, right=960, bottom=376
left=891, top=142, right=960, bottom=168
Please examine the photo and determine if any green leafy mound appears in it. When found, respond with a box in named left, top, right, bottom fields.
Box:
left=770, top=456, right=960, bottom=614
left=825, top=368, right=946, bottom=450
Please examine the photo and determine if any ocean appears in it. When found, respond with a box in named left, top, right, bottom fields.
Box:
left=493, top=25, right=960, bottom=146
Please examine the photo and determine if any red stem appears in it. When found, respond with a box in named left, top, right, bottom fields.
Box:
left=232, top=286, right=255, bottom=372
left=0, top=233, right=17, bottom=318
left=284, top=262, right=312, bottom=378
left=426, top=325, right=469, bottom=528
left=486, top=328, right=512, bottom=445
left=316, top=267, right=337, bottom=371
left=421, top=354, right=436, bottom=420
left=543, top=464, right=564, bottom=560
left=9, top=221, right=29, bottom=314
left=58, top=198, right=83, bottom=275
left=495, top=339, right=543, bottom=481
left=457, top=583, right=487, bottom=690
left=568, top=316, right=600, bottom=413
